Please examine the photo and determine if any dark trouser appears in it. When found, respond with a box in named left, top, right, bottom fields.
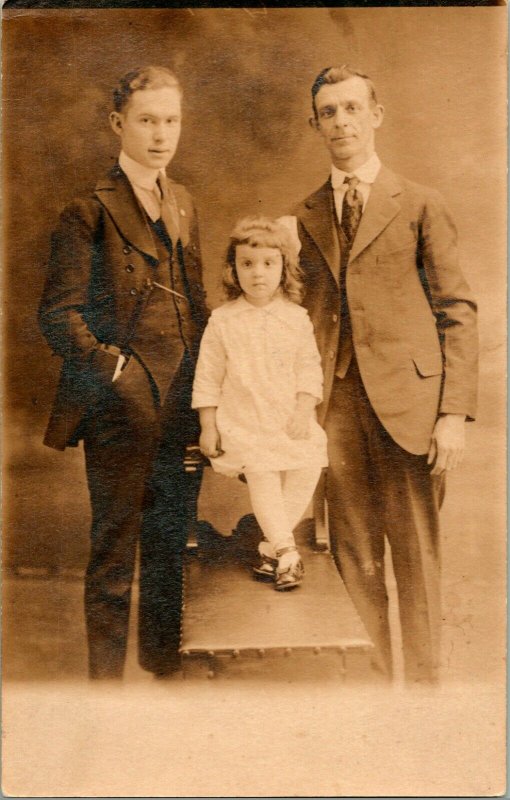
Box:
left=324, top=359, right=445, bottom=684
left=83, top=354, right=200, bottom=679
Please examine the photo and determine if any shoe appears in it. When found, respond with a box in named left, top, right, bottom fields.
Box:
left=151, top=658, right=182, bottom=679
left=252, top=553, right=277, bottom=582
left=275, top=546, right=305, bottom=592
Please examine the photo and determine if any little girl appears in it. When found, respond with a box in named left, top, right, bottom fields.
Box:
left=192, top=216, right=328, bottom=591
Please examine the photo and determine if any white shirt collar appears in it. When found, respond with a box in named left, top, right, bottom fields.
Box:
left=230, top=293, right=294, bottom=322
left=236, top=293, right=285, bottom=311
left=331, top=152, right=381, bottom=190
left=119, top=151, right=165, bottom=191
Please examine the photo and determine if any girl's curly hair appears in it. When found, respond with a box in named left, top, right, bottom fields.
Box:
left=223, top=216, right=303, bottom=304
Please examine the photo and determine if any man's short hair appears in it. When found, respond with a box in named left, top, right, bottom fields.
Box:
left=311, top=65, right=377, bottom=118
left=113, top=66, right=182, bottom=112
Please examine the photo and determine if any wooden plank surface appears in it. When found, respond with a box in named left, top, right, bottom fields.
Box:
left=180, top=544, right=372, bottom=655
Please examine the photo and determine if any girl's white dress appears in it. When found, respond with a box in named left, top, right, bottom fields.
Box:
left=192, top=294, right=328, bottom=477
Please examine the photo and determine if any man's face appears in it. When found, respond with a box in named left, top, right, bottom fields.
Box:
left=109, top=86, right=182, bottom=170
left=313, top=76, right=384, bottom=171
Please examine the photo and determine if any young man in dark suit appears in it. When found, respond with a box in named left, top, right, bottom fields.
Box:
left=39, top=66, right=209, bottom=679
left=292, top=65, right=478, bottom=683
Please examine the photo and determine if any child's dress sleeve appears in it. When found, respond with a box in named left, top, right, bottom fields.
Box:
left=191, top=312, right=227, bottom=408
left=295, top=312, right=324, bottom=404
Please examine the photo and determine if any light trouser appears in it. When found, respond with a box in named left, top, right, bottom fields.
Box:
left=324, top=359, right=445, bottom=683
left=244, top=466, right=322, bottom=557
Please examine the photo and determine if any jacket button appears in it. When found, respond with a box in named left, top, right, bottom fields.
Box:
left=125, top=264, right=134, bottom=273
left=129, top=288, right=138, bottom=296
left=123, top=245, right=132, bottom=255
left=332, top=313, right=338, bottom=323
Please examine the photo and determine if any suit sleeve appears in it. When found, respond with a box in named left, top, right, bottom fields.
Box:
left=419, top=190, right=478, bottom=419
left=38, top=198, right=101, bottom=359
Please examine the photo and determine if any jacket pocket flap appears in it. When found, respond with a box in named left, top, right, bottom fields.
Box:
left=412, top=352, right=443, bottom=377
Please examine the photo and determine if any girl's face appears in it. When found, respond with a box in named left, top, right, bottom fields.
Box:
left=235, top=244, right=283, bottom=306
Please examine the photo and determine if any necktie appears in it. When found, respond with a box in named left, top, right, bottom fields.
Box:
left=156, top=174, right=180, bottom=248
left=341, top=175, right=363, bottom=243
left=335, top=176, right=363, bottom=380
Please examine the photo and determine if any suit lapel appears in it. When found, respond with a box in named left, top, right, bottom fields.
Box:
left=94, top=165, right=160, bottom=262
left=300, top=180, right=341, bottom=285
left=348, top=166, right=402, bottom=263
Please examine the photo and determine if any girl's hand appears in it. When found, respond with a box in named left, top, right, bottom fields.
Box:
left=198, top=407, right=223, bottom=458
left=199, top=426, right=223, bottom=459
left=286, top=410, right=311, bottom=440
left=287, top=392, right=316, bottom=439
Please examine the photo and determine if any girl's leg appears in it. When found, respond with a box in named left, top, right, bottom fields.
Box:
left=247, top=466, right=323, bottom=560
left=244, top=471, right=295, bottom=554
left=245, top=470, right=307, bottom=590
left=282, top=465, right=323, bottom=531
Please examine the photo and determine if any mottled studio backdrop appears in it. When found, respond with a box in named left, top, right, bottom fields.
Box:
left=3, top=7, right=506, bottom=572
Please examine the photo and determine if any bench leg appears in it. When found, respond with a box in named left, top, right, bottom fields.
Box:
left=313, top=470, right=330, bottom=551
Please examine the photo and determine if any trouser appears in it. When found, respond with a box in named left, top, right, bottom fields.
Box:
left=245, top=467, right=322, bottom=556
left=324, top=359, right=445, bottom=684
left=83, top=354, right=200, bottom=678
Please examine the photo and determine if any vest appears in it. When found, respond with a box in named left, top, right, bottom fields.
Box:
left=129, top=220, right=194, bottom=403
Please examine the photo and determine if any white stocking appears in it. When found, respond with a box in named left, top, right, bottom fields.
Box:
left=282, top=466, right=322, bottom=531
left=245, top=466, right=322, bottom=558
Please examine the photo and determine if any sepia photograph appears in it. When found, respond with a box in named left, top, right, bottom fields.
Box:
left=2, top=5, right=506, bottom=796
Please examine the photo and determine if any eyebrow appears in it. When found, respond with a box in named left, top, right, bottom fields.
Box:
left=137, top=112, right=180, bottom=119
left=318, top=99, right=360, bottom=109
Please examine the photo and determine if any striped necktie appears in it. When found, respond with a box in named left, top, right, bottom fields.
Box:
left=341, top=175, right=363, bottom=243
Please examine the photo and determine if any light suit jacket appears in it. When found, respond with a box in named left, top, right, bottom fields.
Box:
left=293, top=165, right=478, bottom=454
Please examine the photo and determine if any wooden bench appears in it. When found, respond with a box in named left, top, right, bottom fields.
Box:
left=180, top=468, right=374, bottom=679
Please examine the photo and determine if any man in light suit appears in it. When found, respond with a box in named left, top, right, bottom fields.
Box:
left=39, top=66, right=209, bottom=679
left=293, top=65, right=478, bottom=682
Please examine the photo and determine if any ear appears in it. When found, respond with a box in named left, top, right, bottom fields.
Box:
left=109, top=111, right=123, bottom=137
left=371, top=104, right=385, bottom=130
left=308, top=115, right=320, bottom=132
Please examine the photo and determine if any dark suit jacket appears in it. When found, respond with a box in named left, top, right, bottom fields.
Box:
left=294, top=165, right=478, bottom=455
left=39, top=164, right=209, bottom=451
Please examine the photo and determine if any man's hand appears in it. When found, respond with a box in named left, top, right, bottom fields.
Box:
left=427, top=414, right=466, bottom=475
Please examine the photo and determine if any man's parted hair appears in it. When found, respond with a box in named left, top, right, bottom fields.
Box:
left=223, top=216, right=304, bottom=305
left=311, top=65, right=377, bottom=118
left=113, top=66, right=182, bottom=112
